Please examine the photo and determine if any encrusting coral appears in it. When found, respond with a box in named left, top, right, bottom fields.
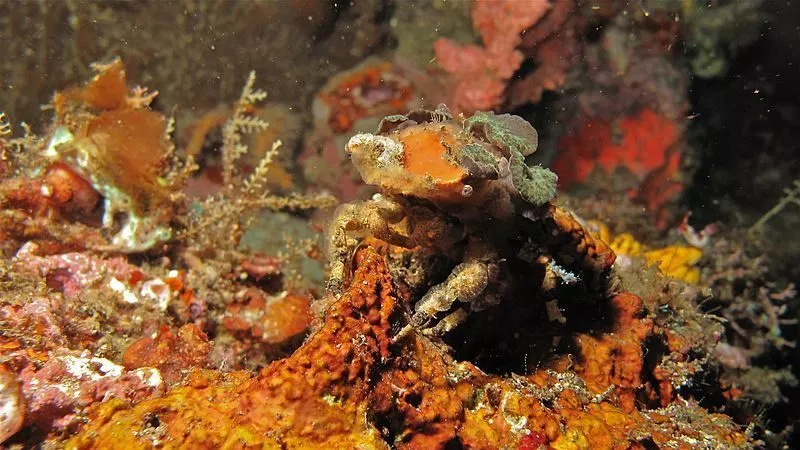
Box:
left=65, top=246, right=752, bottom=449
left=0, top=55, right=767, bottom=447
left=0, top=60, right=337, bottom=444
left=66, top=247, right=397, bottom=449
left=60, top=108, right=757, bottom=449
left=433, top=0, right=552, bottom=113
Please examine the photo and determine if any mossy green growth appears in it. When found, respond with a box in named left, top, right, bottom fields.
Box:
left=464, top=111, right=537, bottom=158
left=464, top=111, right=557, bottom=206
left=458, top=142, right=499, bottom=178
left=509, top=153, right=558, bottom=206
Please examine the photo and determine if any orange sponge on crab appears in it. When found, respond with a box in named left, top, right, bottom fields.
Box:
left=345, top=106, right=558, bottom=210
left=346, top=119, right=471, bottom=203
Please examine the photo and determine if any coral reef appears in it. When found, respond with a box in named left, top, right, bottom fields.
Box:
left=566, top=189, right=798, bottom=445
left=2, top=78, right=766, bottom=445
left=0, top=1, right=795, bottom=447
left=433, top=0, right=552, bottom=112
left=67, top=247, right=396, bottom=449
left=568, top=10, right=690, bottom=122
left=542, top=5, right=692, bottom=229
left=64, top=246, right=753, bottom=449
left=0, top=60, right=335, bottom=445
left=61, top=110, right=752, bottom=449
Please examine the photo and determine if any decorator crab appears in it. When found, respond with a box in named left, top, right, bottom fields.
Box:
left=327, top=106, right=615, bottom=338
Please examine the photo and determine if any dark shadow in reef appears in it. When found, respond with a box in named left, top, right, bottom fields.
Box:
left=442, top=257, right=616, bottom=376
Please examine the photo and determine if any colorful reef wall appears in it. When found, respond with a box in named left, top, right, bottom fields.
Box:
left=1, top=1, right=797, bottom=449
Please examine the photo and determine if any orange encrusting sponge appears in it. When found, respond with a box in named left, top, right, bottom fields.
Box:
left=396, top=124, right=466, bottom=197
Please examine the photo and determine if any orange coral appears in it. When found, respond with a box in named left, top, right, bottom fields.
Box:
left=373, top=334, right=483, bottom=449
left=555, top=108, right=680, bottom=184
left=123, top=324, right=211, bottom=386
left=68, top=247, right=397, bottom=449
left=316, top=59, right=416, bottom=134
left=221, top=289, right=311, bottom=345
left=570, top=293, right=652, bottom=412
left=554, top=108, right=684, bottom=226
left=434, top=0, right=551, bottom=112
left=67, top=245, right=750, bottom=449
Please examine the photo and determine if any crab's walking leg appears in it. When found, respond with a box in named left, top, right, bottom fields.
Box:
left=424, top=309, right=469, bottom=337
left=394, top=257, right=491, bottom=340
left=326, top=195, right=409, bottom=295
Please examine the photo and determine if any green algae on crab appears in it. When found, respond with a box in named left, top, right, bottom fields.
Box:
left=463, top=111, right=558, bottom=206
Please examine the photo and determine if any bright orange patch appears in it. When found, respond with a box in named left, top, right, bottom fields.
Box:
left=396, top=124, right=466, bottom=188
left=554, top=108, right=679, bottom=186
left=554, top=108, right=684, bottom=227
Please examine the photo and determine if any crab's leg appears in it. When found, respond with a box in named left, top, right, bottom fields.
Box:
left=394, top=257, right=491, bottom=340
left=326, top=195, right=410, bottom=295
left=423, top=308, right=469, bottom=337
